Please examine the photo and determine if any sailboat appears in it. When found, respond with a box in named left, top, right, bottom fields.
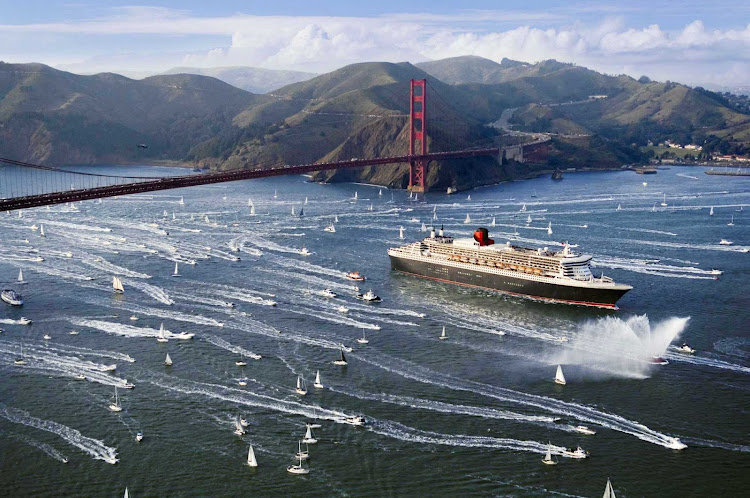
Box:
left=313, top=370, right=324, bottom=388
left=554, top=365, right=566, bottom=385
left=112, top=276, right=124, bottom=294
left=157, top=323, right=169, bottom=343
left=39, top=225, right=45, bottom=237
left=467, top=194, right=471, bottom=201
left=299, top=207, right=304, bottom=217
left=541, top=443, right=557, bottom=465
left=464, top=214, right=471, bottom=224
left=520, top=204, right=527, bottom=212
left=249, top=204, right=255, bottom=216
left=728, top=215, right=735, bottom=226
left=399, top=226, right=405, bottom=239
left=439, top=326, right=447, bottom=340
left=304, top=196, right=308, bottom=205
left=124, top=488, right=129, bottom=498
left=295, top=375, right=307, bottom=395
left=234, top=418, right=246, bottom=435
left=164, top=353, right=172, bottom=366
left=296, top=440, right=309, bottom=460
left=334, top=214, right=339, bottom=223
left=547, top=222, right=553, bottom=235
left=602, top=478, right=617, bottom=498
left=526, top=214, right=532, bottom=224
left=291, top=206, right=296, bottom=216
left=490, top=216, right=496, bottom=227
left=379, top=189, right=382, bottom=196
left=179, top=196, right=184, bottom=205
left=356, top=329, right=369, bottom=344
left=710, top=206, right=714, bottom=216
left=273, top=189, right=278, bottom=199
left=616, top=203, right=622, bottom=211
left=247, top=445, right=258, bottom=467
left=172, top=211, right=176, bottom=220
left=661, top=194, right=668, bottom=207
left=302, top=424, right=317, bottom=444
left=109, top=387, right=122, bottom=412
left=652, top=203, right=656, bottom=212
left=172, top=262, right=180, bottom=277
left=333, top=348, right=348, bottom=366
left=324, top=222, right=336, bottom=232
left=353, top=191, right=358, bottom=201
left=287, top=454, right=309, bottom=474
left=17, top=269, right=25, bottom=284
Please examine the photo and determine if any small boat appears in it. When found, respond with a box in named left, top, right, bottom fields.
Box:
left=112, top=276, right=124, bottom=294
left=318, top=289, right=337, bottom=298
left=346, top=271, right=365, bottom=281
left=156, top=323, right=169, bottom=343
left=728, top=215, right=735, bottom=226
left=649, top=356, right=669, bottom=365
left=737, top=206, right=744, bottom=213
left=43, top=334, right=51, bottom=340
left=287, top=454, right=309, bottom=474
left=179, top=196, right=184, bottom=205
left=379, top=189, right=383, bottom=196
left=463, top=214, right=471, bottom=224
left=136, top=432, right=143, bottom=442
left=172, top=332, right=194, bottom=340
left=337, top=305, right=349, bottom=314
left=172, top=262, right=180, bottom=277
left=547, top=222, right=552, bottom=235
left=299, top=207, right=304, bottom=217
left=353, top=191, right=358, bottom=201
left=356, top=290, right=381, bottom=302
left=75, top=374, right=86, bottom=380
left=302, top=424, right=317, bottom=444
left=164, top=353, right=173, bottom=366
left=616, top=203, right=622, bottom=211
left=247, top=445, right=258, bottom=467
left=295, top=375, right=307, bottom=395
left=273, top=189, right=277, bottom=199
left=554, top=365, right=566, bottom=385
left=341, top=416, right=366, bottom=426
left=602, top=478, right=617, bottom=498
left=574, top=425, right=596, bottom=435
left=109, top=387, right=123, bottom=412
left=17, top=269, right=25, bottom=284
left=323, top=223, right=336, bottom=233
left=710, top=206, right=714, bottom=216
left=541, top=443, right=557, bottom=465
left=129, top=315, right=138, bottom=321
left=313, top=370, right=324, bottom=388
left=334, top=214, right=339, bottom=223
left=13, top=358, right=25, bottom=365
left=238, top=378, right=248, bottom=386
left=68, top=329, right=78, bottom=335
left=234, top=418, right=246, bottom=436
left=291, top=206, right=296, bottom=216
left=399, top=226, right=405, bottom=239
left=18, top=317, right=31, bottom=325
left=562, top=446, right=589, bottom=459
left=526, top=214, right=532, bottom=224
left=300, top=247, right=311, bottom=256
left=467, top=194, right=471, bottom=201
left=249, top=204, right=255, bottom=216
left=675, top=343, right=695, bottom=354
left=123, top=383, right=135, bottom=389
left=295, top=440, right=309, bottom=460
left=40, top=225, right=45, bottom=237
left=356, top=329, right=369, bottom=344
left=520, top=203, right=527, bottom=212
left=1, top=289, right=23, bottom=306
left=490, top=216, right=496, bottom=227
left=304, top=196, right=308, bottom=205
left=661, top=194, right=668, bottom=207
left=439, top=326, right=448, bottom=340
left=719, top=239, right=733, bottom=245
left=333, top=348, right=348, bottom=366
left=236, top=358, right=248, bottom=367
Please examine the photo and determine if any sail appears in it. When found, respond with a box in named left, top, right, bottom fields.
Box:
left=334, top=214, right=338, bottom=222
left=555, top=365, right=566, bottom=384
left=124, top=488, right=129, bottom=498
left=490, top=216, right=495, bottom=227
left=304, top=425, right=312, bottom=439
left=173, top=263, right=179, bottom=275
left=250, top=205, right=255, bottom=215
left=297, top=376, right=302, bottom=390
left=40, top=225, right=45, bottom=236
left=441, top=326, right=446, bottom=338
left=299, top=207, right=304, bottom=217
left=464, top=214, right=471, bottom=223
left=18, top=269, right=23, bottom=282
left=304, top=196, right=308, bottom=205
left=165, top=353, right=172, bottom=365
left=247, top=445, right=258, bottom=467
left=602, top=478, right=616, bottom=498
left=315, top=370, right=321, bottom=385
left=179, top=196, right=184, bottom=205
left=113, top=276, right=124, bottom=292
left=709, top=206, right=714, bottom=215
left=340, top=349, right=347, bottom=363
left=291, top=206, right=295, bottom=215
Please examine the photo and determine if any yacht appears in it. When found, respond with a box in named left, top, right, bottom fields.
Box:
left=346, top=271, right=366, bottom=281
left=135, top=432, right=143, bottom=442
left=574, top=425, right=596, bottom=435
left=18, top=317, right=32, bottom=325
left=300, top=247, right=311, bottom=256
left=75, top=374, right=86, bottom=381
left=341, top=415, right=366, bottom=426
left=333, top=348, right=348, bottom=366
left=1, top=289, right=23, bottom=306
left=356, top=329, right=369, bottom=344
left=356, top=290, right=381, bottom=302
left=287, top=455, right=309, bottom=475
left=675, top=343, right=695, bottom=354
left=324, top=223, right=336, bottom=233
left=295, top=440, right=309, bottom=461
left=108, top=388, right=123, bottom=412
left=337, top=305, right=349, bottom=314
left=295, top=376, right=307, bottom=395
left=719, top=239, right=733, bottom=245
left=541, top=443, right=557, bottom=465
left=318, top=289, right=337, bottom=298
left=562, top=446, right=589, bottom=459
left=69, top=330, right=79, bottom=335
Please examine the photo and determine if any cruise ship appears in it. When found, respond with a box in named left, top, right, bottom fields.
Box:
left=388, top=227, right=631, bottom=309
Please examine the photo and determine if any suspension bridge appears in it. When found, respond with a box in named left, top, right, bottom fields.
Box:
left=0, top=79, right=540, bottom=212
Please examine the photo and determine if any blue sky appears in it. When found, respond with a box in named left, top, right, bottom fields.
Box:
left=1, top=1, right=749, bottom=88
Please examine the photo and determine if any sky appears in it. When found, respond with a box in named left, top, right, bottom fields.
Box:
left=1, top=1, right=749, bottom=89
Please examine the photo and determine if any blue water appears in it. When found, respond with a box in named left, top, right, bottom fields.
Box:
left=0, top=165, right=748, bottom=496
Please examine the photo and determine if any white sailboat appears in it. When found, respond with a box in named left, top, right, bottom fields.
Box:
left=164, top=353, right=172, bottom=366
left=273, top=189, right=278, bottom=199
left=526, top=214, right=532, bottom=224
left=379, top=189, right=383, bottom=196
left=541, top=443, right=557, bottom=465
left=112, top=276, right=124, bottom=294
left=554, top=364, right=566, bottom=385
left=40, top=224, right=45, bottom=237
left=234, top=418, right=246, bottom=435
left=602, top=478, right=617, bottom=498
left=157, top=323, right=169, bottom=343
left=249, top=204, right=255, bottom=215
left=333, top=348, right=348, bottom=366
left=324, top=222, right=336, bottom=232
left=709, top=206, right=714, bottom=216
left=353, top=191, right=358, bottom=201
left=179, top=196, right=184, bottom=205
left=464, top=214, right=471, bottom=224
left=661, top=194, right=668, bottom=207
left=287, top=454, right=309, bottom=474
left=304, top=196, right=308, bottom=205
left=172, top=211, right=176, bottom=220
left=547, top=222, right=553, bottom=235
left=291, top=206, right=296, bottom=216
left=302, top=424, right=317, bottom=444
left=17, top=269, right=25, bottom=284
left=247, top=445, right=258, bottom=467
left=467, top=194, right=471, bottom=201
left=439, top=326, right=447, bottom=340
left=728, top=215, right=735, bottom=226
left=520, top=203, right=527, bottom=212
left=108, top=387, right=122, bottom=412
left=357, top=329, right=369, bottom=344
left=490, top=216, right=496, bottom=227
left=295, top=375, right=307, bottom=395
left=124, top=487, right=129, bottom=498
left=172, top=262, right=180, bottom=277
left=399, top=226, right=405, bottom=239
left=616, top=203, right=622, bottom=211
left=296, top=440, right=309, bottom=460
left=313, top=370, right=324, bottom=388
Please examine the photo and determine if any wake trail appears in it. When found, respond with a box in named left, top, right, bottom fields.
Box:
left=203, top=335, right=262, bottom=360
left=123, top=279, right=174, bottom=305
left=7, top=433, right=69, bottom=463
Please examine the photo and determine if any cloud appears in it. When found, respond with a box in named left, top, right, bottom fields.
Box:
left=2, top=7, right=749, bottom=88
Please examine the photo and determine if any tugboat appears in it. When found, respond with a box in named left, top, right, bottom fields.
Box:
left=356, top=290, right=381, bottom=302
left=346, top=271, right=366, bottom=281
left=1, top=289, right=23, bottom=306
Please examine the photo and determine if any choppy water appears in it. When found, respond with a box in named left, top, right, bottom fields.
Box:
left=0, top=165, right=748, bottom=496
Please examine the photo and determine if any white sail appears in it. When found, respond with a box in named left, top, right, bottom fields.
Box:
left=379, top=189, right=382, bottom=196
left=314, top=370, right=323, bottom=388
left=179, top=196, right=184, bottom=205
left=124, top=488, right=129, bottom=498
left=545, top=445, right=552, bottom=461
left=555, top=364, right=566, bottom=385
left=398, top=226, right=405, bottom=239
left=334, top=214, right=339, bottom=223
left=204, top=215, right=210, bottom=223
left=617, top=203, right=622, bottom=211
left=520, top=204, right=526, bottom=212
left=304, top=425, right=312, bottom=440
left=440, top=326, right=447, bottom=339
left=304, top=196, right=308, bottom=205
left=297, top=376, right=302, bottom=390
left=354, top=191, right=358, bottom=200
left=247, top=445, right=258, bottom=467
left=602, top=478, right=616, bottom=498
left=17, top=269, right=24, bottom=282
left=291, top=206, right=296, bottom=216
left=112, top=276, right=124, bottom=293
left=526, top=214, right=532, bottom=224
left=709, top=206, right=714, bottom=216
left=464, top=214, right=471, bottom=224
left=249, top=204, right=255, bottom=215
left=248, top=198, right=253, bottom=207
left=173, top=262, right=180, bottom=276
left=490, top=216, right=496, bottom=227
left=40, top=224, right=45, bottom=237
left=165, top=353, right=172, bottom=366
left=421, top=222, right=426, bottom=232
left=273, top=189, right=277, bottom=199
left=547, top=222, right=553, bottom=235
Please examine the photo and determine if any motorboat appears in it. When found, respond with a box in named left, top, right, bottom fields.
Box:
left=75, top=374, right=86, bottom=381
left=574, top=425, right=596, bottom=435
left=129, top=315, right=139, bottom=321
left=341, top=416, right=366, bottom=426
left=135, top=432, right=143, bottom=442
left=1, top=289, right=23, bottom=306
left=710, top=269, right=723, bottom=275
left=318, top=289, right=337, bottom=298
left=719, top=239, right=733, bottom=245
left=337, top=305, right=349, bottom=314
left=346, top=271, right=366, bottom=281
left=172, top=332, right=194, bottom=340
left=69, top=330, right=79, bottom=335
left=356, top=290, right=381, bottom=302
left=123, top=383, right=135, bottom=389
left=18, top=317, right=32, bottom=325
left=43, top=334, right=51, bottom=340
left=300, top=247, right=311, bottom=256
left=649, top=356, right=669, bottom=365
left=675, top=343, right=695, bottom=354
left=562, top=446, right=589, bottom=459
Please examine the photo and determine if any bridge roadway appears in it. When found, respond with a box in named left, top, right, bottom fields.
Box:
left=0, top=148, right=499, bottom=211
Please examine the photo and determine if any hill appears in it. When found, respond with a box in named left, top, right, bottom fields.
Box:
left=161, top=66, right=316, bottom=93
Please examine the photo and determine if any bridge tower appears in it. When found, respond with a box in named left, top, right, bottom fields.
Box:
left=408, top=79, right=427, bottom=193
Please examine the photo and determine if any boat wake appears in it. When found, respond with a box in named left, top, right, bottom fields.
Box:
left=70, top=319, right=195, bottom=341
left=123, top=279, right=174, bottom=305
left=203, top=335, right=262, bottom=360
left=8, top=433, right=69, bottom=463
left=665, top=351, right=750, bottom=375
left=0, top=403, right=118, bottom=464
left=85, top=298, right=224, bottom=327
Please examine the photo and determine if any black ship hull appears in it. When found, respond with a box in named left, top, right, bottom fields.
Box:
left=389, top=255, right=629, bottom=308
